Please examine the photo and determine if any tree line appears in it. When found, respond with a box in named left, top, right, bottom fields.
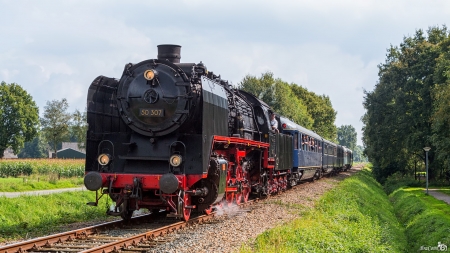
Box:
left=239, top=72, right=338, bottom=141
left=363, top=26, right=450, bottom=182
left=239, top=72, right=364, bottom=161
left=0, top=81, right=86, bottom=158
left=1, top=72, right=362, bottom=161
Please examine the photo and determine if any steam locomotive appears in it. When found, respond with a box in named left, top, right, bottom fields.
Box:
left=83, top=45, right=353, bottom=221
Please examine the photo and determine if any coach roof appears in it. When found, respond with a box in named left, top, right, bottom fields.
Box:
left=279, top=117, right=322, bottom=140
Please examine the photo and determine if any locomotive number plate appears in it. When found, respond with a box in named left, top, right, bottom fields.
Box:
left=139, top=108, right=164, bottom=117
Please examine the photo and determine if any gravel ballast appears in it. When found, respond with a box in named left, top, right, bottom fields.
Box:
left=147, top=167, right=360, bottom=253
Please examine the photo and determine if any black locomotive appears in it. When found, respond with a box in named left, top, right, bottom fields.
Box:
left=83, top=45, right=352, bottom=221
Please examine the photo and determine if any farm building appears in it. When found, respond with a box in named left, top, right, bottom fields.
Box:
left=50, top=142, right=86, bottom=159
left=2, top=147, right=18, bottom=159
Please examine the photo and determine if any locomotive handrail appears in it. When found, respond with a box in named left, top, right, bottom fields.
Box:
left=213, top=136, right=270, bottom=147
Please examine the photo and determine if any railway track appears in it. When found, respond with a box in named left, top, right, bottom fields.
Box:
left=0, top=203, right=251, bottom=253
left=0, top=168, right=358, bottom=253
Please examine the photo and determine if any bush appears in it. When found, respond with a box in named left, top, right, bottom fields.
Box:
left=383, top=172, right=422, bottom=195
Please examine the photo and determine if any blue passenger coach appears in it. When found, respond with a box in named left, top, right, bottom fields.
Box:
left=280, top=117, right=347, bottom=184
left=280, top=117, right=322, bottom=181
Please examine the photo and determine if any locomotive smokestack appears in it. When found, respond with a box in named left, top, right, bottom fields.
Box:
left=157, top=44, right=181, bottom=63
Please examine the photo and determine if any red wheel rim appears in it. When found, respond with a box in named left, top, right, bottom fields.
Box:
left=182, top=193, right=191, bottom=221
left=226, top=192, right=234, bottom=207
left=235, top=192, right=242, bottom=205
left=243, top=187, right=250, bottom=203
left=203, top=205, right=213, bottom=215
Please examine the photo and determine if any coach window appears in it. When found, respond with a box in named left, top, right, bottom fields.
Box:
left=301, top=134, right=305, bottom=151
left=306, top=135, right=309, bottom=151
left=294, top=132, right=299, bottom=149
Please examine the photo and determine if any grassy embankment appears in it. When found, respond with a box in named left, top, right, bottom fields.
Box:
left=0, top=177, right=84, bottom=192
left=382, top=171, right=450, bottom=251
left=241, top=166, right=407, bottom=252
left=242, top=164, right=450, bottom=252
left=0, top=159, right=109, bottom=243
left=390, top=188, right=450, bottom=252
left=0, top=191, right=111, bottom=243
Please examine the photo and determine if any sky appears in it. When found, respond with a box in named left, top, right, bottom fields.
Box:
left=1, top=0, right=449, bottom=146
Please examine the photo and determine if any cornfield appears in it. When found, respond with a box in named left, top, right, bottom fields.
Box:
left=0, top=159, right=85, bottom=178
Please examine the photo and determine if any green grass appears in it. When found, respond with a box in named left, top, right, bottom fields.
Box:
left=438, top=188, right=450, bottom=195
left=390, top=188, right=450, bottom=252
left=241, top=167, right=406, bottom=253
left=382, top=172, right=423, bottom=195
left=0, top=176, right=84, bottom=192
left=0, top=191, right=111, bottom=242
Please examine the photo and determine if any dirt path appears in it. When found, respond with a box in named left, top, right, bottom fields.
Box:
left=0, top=187, right=87, bottom=198
left=427, top=189, right=450, bottom=205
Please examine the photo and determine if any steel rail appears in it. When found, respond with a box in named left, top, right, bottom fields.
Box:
left=1, top=199, right=256, bottom=252
left=81, top=214, right=214, bottom=253
left=0, top=214, right=153, bottom=253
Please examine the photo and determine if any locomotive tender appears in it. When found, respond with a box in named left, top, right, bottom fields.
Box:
left=83, top=45, right=353, bottom=221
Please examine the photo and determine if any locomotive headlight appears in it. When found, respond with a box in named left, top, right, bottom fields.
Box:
left=144, top=69, right=158, bottom=81
left=169, top=154, right=182, bottom=167
left=98, top=154, right=111, bottom=166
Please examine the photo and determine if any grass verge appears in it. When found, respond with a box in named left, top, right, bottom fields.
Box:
left=0, top=191, right=110, bottom=243
left=0, top=177, right=84, bottom=192
left=241, top=167, right=406, bottom=253
left=390, top=188, right=450, bottom=252
left=439, top=188, right=450, bottom=195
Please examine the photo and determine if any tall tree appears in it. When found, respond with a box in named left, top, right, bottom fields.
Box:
left=18, top=134, right=49, bottom=158
left=362, top=26, right=450, bottom=182
left=239, top=72, right=313, bottom=128
left=290, top=85, right=337, bottom=141
left=430, top=33, right=450, bottom=177
left=0, top=82, right=39, bottom=158
left=337, top=125, right=357, bottom=151
left=70, top=108, right=88, bottom=150
left=41, top=98, right=71, bottom=158
left=353, top=145, right=367, bottom=162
